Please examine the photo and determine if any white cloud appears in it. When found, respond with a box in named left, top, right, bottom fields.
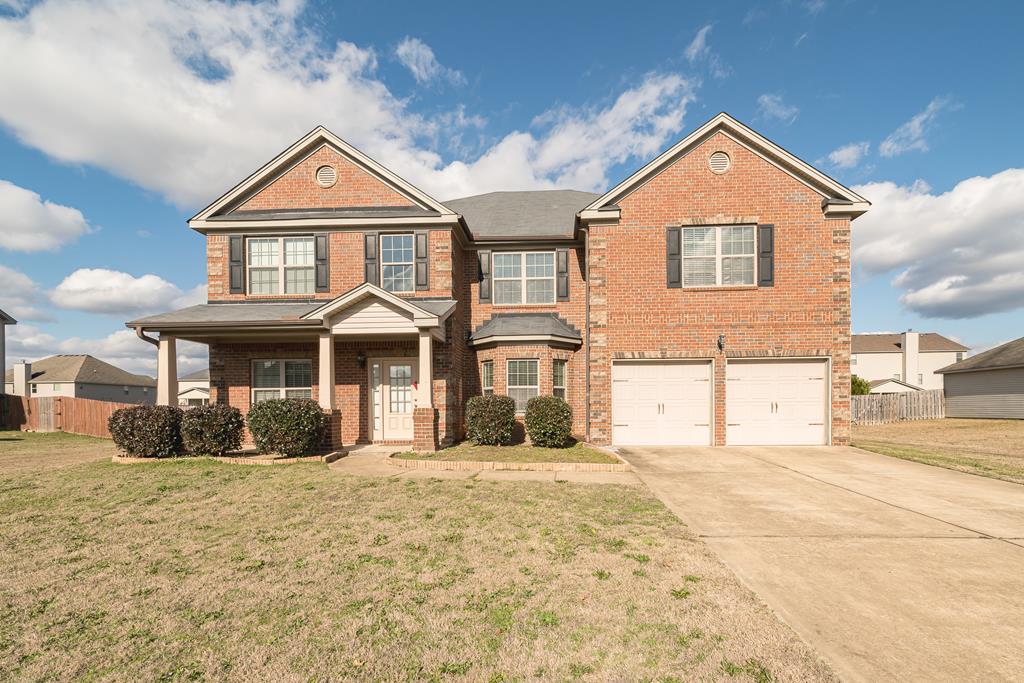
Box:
left=853, top=169, right=1024, bottom=318
left=0, top=0, right=698, bottom=208
left=0, top=179, right=90, bottom=251
left=827, top=141, right=870, bottom=169
left=879, top=96, right=954, bottom=157
left=803, top=0, right=826, bottom=15
left=0, top=265, right=51, bottom=321
left=50, top=268, right=206, bottom=317
left=756, top=93, right=799, bottom=124
left=794, top=32, right=809, bottom=47
left=394, top=36, right=464, bottom=86
left=683, top=25, right=729, bottom=78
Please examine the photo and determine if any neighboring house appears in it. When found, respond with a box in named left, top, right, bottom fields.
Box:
left=178, top=368, right=211, bottom=407
left=867, top=378, right=923, bottom=394
left=852, top=331, right=968, bottom=391
left=937, top=336, right=1024, bottom=419
left=0, top=308, right=14, bottom=383
left=128, top=112, right=869, bottom=450
left=4, top=355, right=156, bottom=404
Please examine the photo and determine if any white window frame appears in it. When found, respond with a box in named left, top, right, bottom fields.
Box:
left=681, top=225, right=757, bottom=288
left=380, top=233, right=415, bottom=294
left=553, top=359, right=567, bottom=400
left=481, top=360, right=494, bottom=396
left=246, top=236, right=316, bottom=296
left=507, top=359, right=539, bottom=413
left=492, top=251, right=556, bottom=305
left=851, top=354, right=857, bottom=366
left=251, top=359, right=313, bottom=404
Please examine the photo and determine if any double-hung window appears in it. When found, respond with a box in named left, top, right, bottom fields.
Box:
left=553, top=359, right=567, bottom=400
left=381, top=234, right=414, bottom=293
left=252, top=360, right=313, bottom=403
left=681, top=226, right=755, bottom=287
left=507, top=359, right=539, bottom=412
left=493, top=252, right=555, bottom=304
left=247, top=237, right=315, bottom=295
left=481, top=361, right=494, bottom=396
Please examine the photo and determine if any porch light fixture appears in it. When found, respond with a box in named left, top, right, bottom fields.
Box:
left=717, top=334, right=726, bottom=353
left=356, top=351, right=367, bottom=368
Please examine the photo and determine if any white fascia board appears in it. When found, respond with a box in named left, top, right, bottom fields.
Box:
left=189, top=215, right=458, bottom=233
left=301, top=282, right=443, bottom=326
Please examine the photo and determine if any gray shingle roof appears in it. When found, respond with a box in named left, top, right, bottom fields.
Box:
left=852, top=333, right=968, bottom=354
left=4, top=355, right=156, bottom=387
left=179, top=368, right=210, bottom=381
left=470, top=313, right=581, bottom=343
left=0, top=308, right=15, bottom=324
left=444, top=190, right=598, bottom=239
left=937, top=336, right=1024, bottom=374
left=130, top=298, right=457, bottom=327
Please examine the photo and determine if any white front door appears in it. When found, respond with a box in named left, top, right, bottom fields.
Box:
left=371, top=359, right=418, bottom=441
left=725, top=359, right=828, bottom=445
left=612, top=361, right=713, bottom=446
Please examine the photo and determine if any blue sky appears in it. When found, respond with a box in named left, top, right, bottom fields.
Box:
left=1, top=0, right=1022, bottom=375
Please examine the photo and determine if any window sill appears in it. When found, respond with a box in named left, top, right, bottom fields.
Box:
left=676, top=285, right=759, bottom=293
left=491, top=302, right=559, bottom=308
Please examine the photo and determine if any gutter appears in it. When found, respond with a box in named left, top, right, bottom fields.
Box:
left=134, top=325, right=159, bottom=347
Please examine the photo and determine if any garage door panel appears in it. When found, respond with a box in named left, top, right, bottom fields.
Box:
left=613, top=361, right=711, bottom=446
left=726, top=360, right=828, bottom=446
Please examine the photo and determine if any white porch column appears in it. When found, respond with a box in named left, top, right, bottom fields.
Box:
left=318, top=332, right=336, bottom=410
left=417, top=328, right=433, bottom=408
left=156, top=335, right=178, bottom=406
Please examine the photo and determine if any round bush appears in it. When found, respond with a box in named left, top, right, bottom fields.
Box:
left=851, top=374, right=871, bottom=396
left=180, top=404, right=244, bottom=456
left=465, top=395, right=516, bottom=445
left=524, top=396, right=572, bottom=448
left=246, top=398, right=327, bottom=457
left=108, top=405, right=184, bottom=458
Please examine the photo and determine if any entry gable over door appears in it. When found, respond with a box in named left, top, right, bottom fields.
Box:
left=301, top=282, right=451, bottom=340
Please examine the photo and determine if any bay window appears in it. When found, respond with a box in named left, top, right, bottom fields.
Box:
left=507, top=359, right=539, bottom=412
left=247, top=236, right=315, bottom=295
left=682, top=226, right=755, bottom=287
left=553, top=359, right=567, bottom=400
left=481, top=360, right=494, bottom=396
left=493, top=252, right=555, bottom=305
left=252, top=360, right=313, bottom=403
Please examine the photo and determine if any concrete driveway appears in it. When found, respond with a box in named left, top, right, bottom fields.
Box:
left=621, top=445, right=1024, bottom=682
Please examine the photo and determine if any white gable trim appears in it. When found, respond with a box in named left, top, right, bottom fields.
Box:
left=301, top=282, right=449, bottom=328
left=190, top=126, right=456, bottom=223
left=582, top=112, right=869, bottom=218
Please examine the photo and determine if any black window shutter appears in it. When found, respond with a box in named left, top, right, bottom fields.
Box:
left=478, top=250, right=491, bottom=302
left=556, top=248, right=570, bottom=301
left=363, top=232, right=379, bottom=286
left=415, top=231, right=429, bottom=290
left=229, top=235, right=244, bottom=294
left=757, top=224, right=774, bottom=287
left=314, top=233, right=329, bottom=293
left=666, top=227, right=682, bottom=288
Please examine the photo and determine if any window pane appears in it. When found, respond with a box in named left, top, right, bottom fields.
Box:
left=284, top=361, right=312, bottom=388
left=683, top=258, right=716, bottom=286
left=283, top=237, right=314, bottom=265
left=248, top=238, right=278, bottom=266
left=494, top=280, right=522, bottom=304
left=526, top=279, right=554, bottom=303
left=253, top=389, right=279, bottom=404
left=721, top=256, right=754, bottom=285
left=492, top=253, right=521, bottom=278
left=721, top=226, right=755, bottom=255
left=285, top=267, right=315, bottom=294
left=381, top=234, right=414, bottom=265
left=382, top=264, right=414, bottom=292
left=481, top=361, right=494, bottom=390
left=285, top=389, right=312, bottom=400
left=683, top=228, right=715, bottom=256
left=249, top=268, right=279, bottom=295
left=525, top=252, right=554, bottom=277
left=508, top=360, right=538, bottom=387
left=253, top=361, right=281, bottom=388
left=553, top=388, right=565, bottom=400
left=553, top=359, right=566, bottom=388
left=508, top=388, right=538, bottom=413
left=389, top=364, right=413, bottom=414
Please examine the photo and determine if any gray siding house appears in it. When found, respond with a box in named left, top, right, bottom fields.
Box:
left=937, top=337, right=1024, bottom=419
left=4, top=355, right=156, bottom=404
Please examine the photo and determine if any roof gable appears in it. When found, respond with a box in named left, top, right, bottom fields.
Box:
left=301, top=282, right=454, bottom=327
left=583, top=112, right=869, bottom=218
left=190, top=126, right=455, bottom=223
left=0, top=308, right=15, bottom=324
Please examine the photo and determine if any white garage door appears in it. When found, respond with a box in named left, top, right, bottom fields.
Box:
left=612, top=361, right=712, bottom=446
left=726, top=359, right=828, bottom=445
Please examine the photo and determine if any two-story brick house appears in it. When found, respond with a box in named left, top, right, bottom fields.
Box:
left=129, top=113, right=869, bottom=451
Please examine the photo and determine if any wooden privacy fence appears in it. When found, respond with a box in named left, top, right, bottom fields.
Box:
left=1, top=394, right=136, bottom=438
left=852, top=389, right=945, bottom=425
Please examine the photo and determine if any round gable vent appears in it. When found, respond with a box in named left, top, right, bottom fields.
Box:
left=708, top=151, right=731, bottom=174
left=315, top=165, right=337, bottom=188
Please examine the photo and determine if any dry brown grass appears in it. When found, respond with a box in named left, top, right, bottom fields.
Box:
left=853, top=419, right=1024, bottom=484
left=394, top=441, right=619, bottom=464
left=0, top=432, right=834, bottom=682
left=0, top=430, right=116, bottom=473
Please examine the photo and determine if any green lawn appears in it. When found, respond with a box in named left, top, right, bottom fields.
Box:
left=394, top=441, right=621, bottom=464
left=0, top=431, right=834, bottom=681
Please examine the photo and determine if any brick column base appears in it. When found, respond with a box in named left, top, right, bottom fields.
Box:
left=322, top=410, right=344, bottom=451
left=413, top=407, right=438, bottom=452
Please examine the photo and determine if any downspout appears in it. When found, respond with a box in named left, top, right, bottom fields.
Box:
left=581, top=226, right=591, bottom=444
left=135, top=325, right=159, bottom=347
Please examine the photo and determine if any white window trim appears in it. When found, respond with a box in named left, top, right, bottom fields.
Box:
left=492, top=251, right=556, bottom=306
left=380, top=233, right=415, bottom=294
left=251, top=359, right=313, bottom=404
left=246, top=236, right=316, bottom=296
left=481, top=360, right=494, bottom=396
left=681, top=225, right=757, bottom=288
left=507, top=358, right=539, bottom=413
left=553, top=359, right=567, bottom=400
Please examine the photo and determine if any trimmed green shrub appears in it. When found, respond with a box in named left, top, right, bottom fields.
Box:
left=465, top=395, right=516, bottom=445
left=524, top=395, right=572, bottom=447
left=246, top=398, right=327, bottom=457
left=108, top=405, right=184, bottom=458
left=852, top=374, right=871, bottom=396
left=180, top=404, right=244, bottom=456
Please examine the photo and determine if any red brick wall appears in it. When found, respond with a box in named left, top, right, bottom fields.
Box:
left=586, top=131, right=851, bottom=445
